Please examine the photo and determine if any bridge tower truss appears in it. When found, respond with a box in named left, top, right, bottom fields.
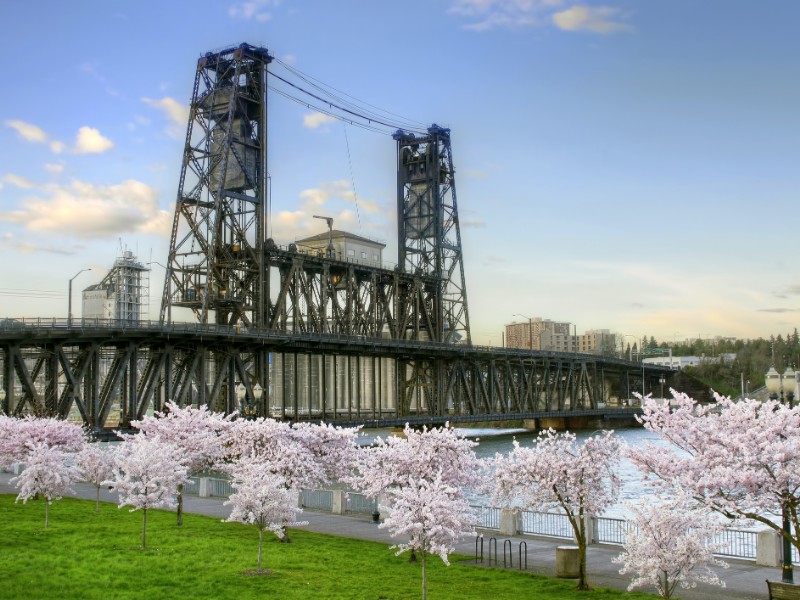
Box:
left=393, top=125, right=471, bottom=345
left=161, top=43, right=272, bottom=327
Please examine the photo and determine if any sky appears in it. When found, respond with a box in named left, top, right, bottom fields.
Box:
left=0, top=0, right=798, bottom=346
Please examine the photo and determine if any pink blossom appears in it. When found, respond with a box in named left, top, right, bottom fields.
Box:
left=222, top=418, right=360, bottom=491
left=631, top=392, right=800, bottom=557
left=12, top=442, right=81, bottom=528
left=130, top=401, right=233, bottom=525
left=0, top=416, right=86, bottom=467
left=492, top=429, right=622, bottom=590
left=613, top=491, right=728, bottom=598
left=104, top=435, right=188, bottom=548
left=76, top=443, right=116, bottom=511
left=224, top=458, right=307, bottom=571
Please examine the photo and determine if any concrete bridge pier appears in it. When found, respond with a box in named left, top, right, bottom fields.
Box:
left=538, top=417, right=567, bottom=430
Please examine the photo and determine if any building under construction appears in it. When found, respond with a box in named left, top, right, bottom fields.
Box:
left=82, top=250, right=150, bottom=322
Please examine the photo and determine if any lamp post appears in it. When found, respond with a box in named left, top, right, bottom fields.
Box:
left=766, top=366, right=797, bottom=583
left=659, top=376, right=666, bottom=399
left=149, top=261, right=170, bottom=324
left=251, top=383, right=263, bottom=419
left=236, top=382, right=246, bottom=415
left=514, top=314, right=534, bottom=353
left=68, top=268, right=91, bottom=327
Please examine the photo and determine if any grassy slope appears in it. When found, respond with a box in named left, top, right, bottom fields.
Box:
left=0, top=495, right=655, bottom=600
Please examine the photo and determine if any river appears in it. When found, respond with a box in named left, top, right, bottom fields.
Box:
left=363, top=425, right=666, bottom=517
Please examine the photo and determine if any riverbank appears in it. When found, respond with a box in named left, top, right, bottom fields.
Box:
left=0, top=473, right=775, bottom=599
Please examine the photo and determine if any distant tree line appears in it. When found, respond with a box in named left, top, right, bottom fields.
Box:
left=627, top=330, right=800, bottom=397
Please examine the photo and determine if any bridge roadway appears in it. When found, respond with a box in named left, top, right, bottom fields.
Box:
left=0, top=318, right=671, bottom=432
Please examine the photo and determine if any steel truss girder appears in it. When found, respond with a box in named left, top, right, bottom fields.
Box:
left=0, top=328, right=670, bottom=432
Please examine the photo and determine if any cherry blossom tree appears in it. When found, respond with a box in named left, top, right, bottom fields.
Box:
left=222, top=418, right=359, bottom=542
left=224, top=458, right=307, bottom=572
left=613, top=491, right=728, bottom=598
left=631, top=392, right=800, bottom=559
left=352, top=423, right=482, bottom=570
left=105, top=435, right=188, bottom=549
left=76, top=443, right=116, bottom=511
left=0, top=415, right=86, bottom=467
left=12, top=442, right=80, bottom=528
left=492, top=429, right=622, bottom=590
left=222, top=418, right=360, bottom=492
left=380, top=472, right=477, bottom=600
left=130, top=401, right=233, bottom=525
left=352, top=423, right=483, bottom=499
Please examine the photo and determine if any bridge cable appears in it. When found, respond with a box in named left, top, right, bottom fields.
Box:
left=272, top=58, right=428, bottom=132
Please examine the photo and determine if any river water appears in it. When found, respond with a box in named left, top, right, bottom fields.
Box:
left=363, top=425, right=665, bottom=517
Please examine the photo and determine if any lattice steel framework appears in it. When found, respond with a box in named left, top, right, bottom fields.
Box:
left=0, top=322, right=675, bottom=431
left=394, top=125, right=471, bottom=345
left=162, top=43, right=272, bottom=327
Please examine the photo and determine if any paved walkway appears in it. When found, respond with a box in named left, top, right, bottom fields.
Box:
left=0, top=473, right=776, bottom=599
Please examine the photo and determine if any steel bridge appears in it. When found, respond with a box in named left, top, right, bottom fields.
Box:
left=0, top=43, right=676, bottom=431
left=0, top=319, right=669, bottom=431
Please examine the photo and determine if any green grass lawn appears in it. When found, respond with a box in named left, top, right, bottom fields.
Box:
left=0, top=495, right=656, bottom=599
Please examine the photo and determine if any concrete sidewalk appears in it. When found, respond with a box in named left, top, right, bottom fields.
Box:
left=0, top=473, right=775, bottom=599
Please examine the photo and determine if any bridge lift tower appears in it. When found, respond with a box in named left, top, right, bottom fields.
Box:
left=162, top=43, right=271, bottom=328
left=394, top=126, right=471, bottom=345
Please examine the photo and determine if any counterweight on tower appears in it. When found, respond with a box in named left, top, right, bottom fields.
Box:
left=161, top=43, right=272, bottom=327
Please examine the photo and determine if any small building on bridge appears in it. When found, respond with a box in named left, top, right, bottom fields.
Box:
left=296, top=230, right=385, bottom=268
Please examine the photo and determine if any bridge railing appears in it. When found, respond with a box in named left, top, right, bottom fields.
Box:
left=0, top=316, right=674, bottom=370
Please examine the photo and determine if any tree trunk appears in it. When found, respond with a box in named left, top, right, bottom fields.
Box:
left=577, top=538, right=588, bottom=590
left=258, top=527, right=264, bottom=570
left=142, top=509, right=147, bottom=549
left=421, top=550, right=427, bottom=600
left=177, top=485, right=184, bottom=526
left=95, top=484, right=100, bottom=512
left=45, top=500, right=49, bottom=529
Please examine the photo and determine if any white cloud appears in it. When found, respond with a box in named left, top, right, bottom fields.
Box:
left=142, top=97, right=188, bottom=126
left=552, top=5, right=629, bottom=34
left=44, top=163, right=65, bottom=174
left=0, top=179, right=170, bottom=239
left=303, top=112, right=337, bottom=129
left=5, top=119, right=47, bottom=143
left=229, top=0, right=274, bottom=21
left=142, top=97, right=189, bottom=139
left=5, top=119, right=69, bottom=154
left=74, top=126, right=114, bottom=154
left=449, top=0, right=629, bottom=33
left=269, top=180, right=390, bottom=244
left=3, top=174, right=34, bottom=189
left=449, top=0, right=561, bottom=29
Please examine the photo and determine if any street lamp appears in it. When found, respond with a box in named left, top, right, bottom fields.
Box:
left=250, top=383, right=263, bottom=420
left=766, top=366, right=797, bottom=583
left=68, top=268, right=91, bottom=327
left=513, top=314, right=534, bottom=353
left=659, top=376, right=666, bottom=399
left=236, top=382, right=246, bottom=414
left=148, top=261, right=170, bottom=324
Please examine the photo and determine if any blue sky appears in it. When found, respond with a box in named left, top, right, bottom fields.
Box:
left=1, top=0, right=798, bottom=345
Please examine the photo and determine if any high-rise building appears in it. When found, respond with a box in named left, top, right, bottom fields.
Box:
left=578, top=329, right=617, bottom=356
left=505, top=317, right=576, bottom=352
